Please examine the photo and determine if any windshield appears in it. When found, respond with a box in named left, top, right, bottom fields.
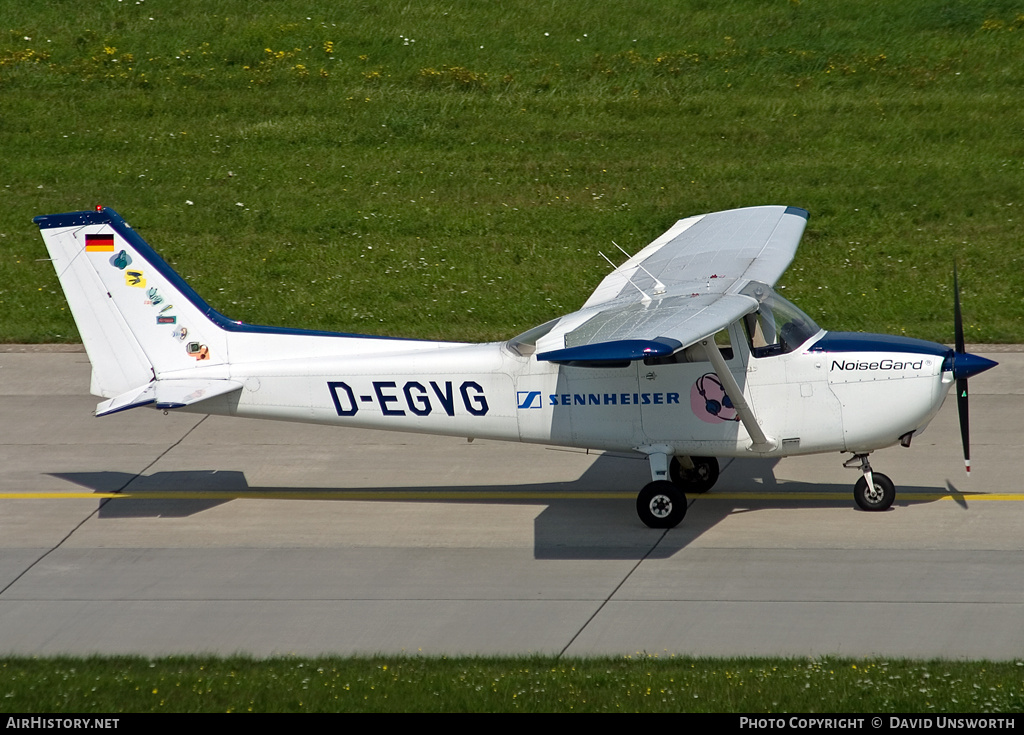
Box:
left=740, top=282, right=820, bottom=358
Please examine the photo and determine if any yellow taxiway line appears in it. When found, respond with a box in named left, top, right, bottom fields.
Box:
left=0, top=491, right=1021, bottom=501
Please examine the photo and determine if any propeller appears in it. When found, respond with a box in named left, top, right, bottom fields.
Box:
left=951, top=265, right=998, bottom=474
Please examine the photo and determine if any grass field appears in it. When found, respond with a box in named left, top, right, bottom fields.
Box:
left=1, top=0, right=1022, bottom=344
left=1, top=655, right=1021, bottom=713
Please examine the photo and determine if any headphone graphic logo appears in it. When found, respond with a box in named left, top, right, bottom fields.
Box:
left=690, top=373, right=740, bottom=423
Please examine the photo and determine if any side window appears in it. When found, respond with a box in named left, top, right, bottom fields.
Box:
left=507, top=318, right=559, bottom=357
left=744, top=310, right=786, bottom=358
left=714, top=328, right=734, bottom=358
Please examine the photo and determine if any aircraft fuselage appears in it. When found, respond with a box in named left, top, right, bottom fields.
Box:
left=178, top=328, right=955, bottom=460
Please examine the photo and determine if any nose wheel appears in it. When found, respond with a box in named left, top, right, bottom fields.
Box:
left=845, top=453, right=896, bottom=511
left=853, top=473, right=895, bottom=511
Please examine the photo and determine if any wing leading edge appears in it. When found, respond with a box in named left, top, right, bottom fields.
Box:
left=535, top=206, right=808, bottom=364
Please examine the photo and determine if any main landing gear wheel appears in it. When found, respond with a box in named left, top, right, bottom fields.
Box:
left=636, top=481, right=687, bottom=529
left=669, top=456, right=719, bottom=493
left=853, top=472, right=895, bottom=512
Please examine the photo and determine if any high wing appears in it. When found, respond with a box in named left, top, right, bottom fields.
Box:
left=534, top=205, right=809, bottom=364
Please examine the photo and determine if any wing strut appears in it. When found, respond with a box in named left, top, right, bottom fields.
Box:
left=701, top=337, right=777, bottom=453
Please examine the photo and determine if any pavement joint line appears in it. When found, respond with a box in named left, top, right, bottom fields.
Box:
left=558, top=528, right=669, bottom=659
left=0, top=415, right=209, bottom=600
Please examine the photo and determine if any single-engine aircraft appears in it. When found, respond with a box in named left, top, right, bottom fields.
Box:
left=35, top=205, right=997, bottom=528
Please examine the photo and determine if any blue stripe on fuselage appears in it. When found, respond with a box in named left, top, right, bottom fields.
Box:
left=808, top=332, right=952, bottom=358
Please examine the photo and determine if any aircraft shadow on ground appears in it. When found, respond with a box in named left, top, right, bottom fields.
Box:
left=51, top=455, right=963, bottom=560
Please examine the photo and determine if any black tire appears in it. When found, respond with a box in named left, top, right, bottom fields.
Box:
left=853, top=472, right=895, bottom=511
left=636, top=481, right=687, bottom=529
left=669, top=456, right=719, bottom=493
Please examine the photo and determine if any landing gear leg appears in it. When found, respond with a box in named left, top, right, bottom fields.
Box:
left=636, top=449, right=687, bottom=528
left=844, top=453, right=896, bottom=511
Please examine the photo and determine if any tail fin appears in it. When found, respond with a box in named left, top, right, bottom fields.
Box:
left=35, top=207, right=230, bottom=398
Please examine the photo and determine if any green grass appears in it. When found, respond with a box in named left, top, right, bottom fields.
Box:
left=1, top=655, right=1022, bottom=713
left=2, top=0, right=1023, bottom=343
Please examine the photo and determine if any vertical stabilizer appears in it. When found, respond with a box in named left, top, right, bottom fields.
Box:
left=35, top=208, right=229, bottom=398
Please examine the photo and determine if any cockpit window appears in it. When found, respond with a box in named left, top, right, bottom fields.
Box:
left=740, top=282, right=820, bottom=358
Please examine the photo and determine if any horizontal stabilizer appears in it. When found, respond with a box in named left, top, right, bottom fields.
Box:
left=96, top=379, right=242, bottom=416
left=95, top=384, right=156, bottom=417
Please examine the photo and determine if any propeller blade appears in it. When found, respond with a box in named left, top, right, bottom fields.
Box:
left=954, top=264, right=965, bottom=354
left=951, top=265, right=997, bottom=473
left=957, top=377, right=970, bottom=473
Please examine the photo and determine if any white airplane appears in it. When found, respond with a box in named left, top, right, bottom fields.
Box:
left=35, top=205, right=997, bottom=528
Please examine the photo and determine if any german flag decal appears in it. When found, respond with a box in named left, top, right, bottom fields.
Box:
left=85, top=234, right=115, bottom=252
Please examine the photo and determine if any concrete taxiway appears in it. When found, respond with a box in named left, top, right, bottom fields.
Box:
left=0, top=347, right=1021, bottom=659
